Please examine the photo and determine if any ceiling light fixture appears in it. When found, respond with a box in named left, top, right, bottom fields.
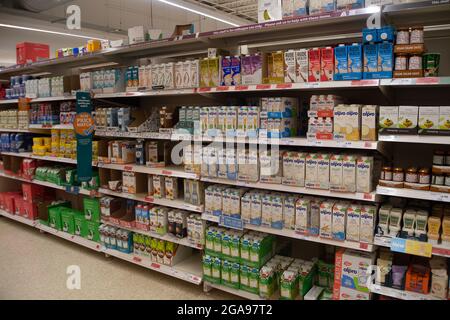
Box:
left=0, top=23, right=108, bottom=41
left=156, top=0, right=240, bottom=27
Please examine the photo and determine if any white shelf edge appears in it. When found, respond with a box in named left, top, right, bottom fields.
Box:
left=28, top=124, right=74, bottom=130
left=201, top=213, right=375, bottom=252
left=374, top=235, right=450, bottom=258
left=201, top=177, right=378, bottom=202
left=368, top=283, right=442, bottom=300
left=101, top=219, right=203, bottom=250
left=376, top=186, right=450, bottom=202
left=379, top=135, right=450, bottom=145
left=0, top=209, right=38, bottom=226
left=204, top=281, right=265, bottom=300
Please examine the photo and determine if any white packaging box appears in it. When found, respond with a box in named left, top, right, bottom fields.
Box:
left=305, top=153, right=318, bottom=188
left=356, top=156, right=373, bottom=193
left=181, top=61, right=191, bottom=88
left=346, top=204, right=361, bottom=242
left=199, top=107, right=209, bottom=133
left=330, top=154, right=343, bottom=191
left=153, top=175, right=166, bottom=198
left=128, top=26, right=145, bottom=44
left=282, top=0, right=294, bottom=18
left=282, top=151, right=306, bottom=186
left=418, top=106, right=439, bottom=130
left=190, top=60, right=199, bottom=88
left=164, top=177, right=178, bottom=200
left=379, top=106, right=398, bottom=129
left=164, top=63, right=175, bottom=89
left=175, top=62, right=184, bottom=88
left=150, top=65, right=158, bottom=87
left=241, top=192, right=252, bottom=224
left=204, top=186, right=215, bottom=215
left=261, top=194, right=272, bottom=227
left=149, top=208, right=158, bottom=232
left=237, top=107, right=248, bottom=136
left=293, top=0, right=308, bottom=16
left=319, top=201, right=334, bottom=239
left=250, top=192, right=263, bottom=225
left=225, top=106, right=238, bottom=135
left=361, top=105, right=378, bottom=141
left=295, top=49, right=308, bottom=83
left=145, top=65, right=152, bottom=88
left=283, top=196, right=297, bottom=230
left=138, top=66, right=146, bottom=87
left=260, top=151, right=283, bottom=184
left=284, top=50, right=297, bottom=83
left=295, top=198, right=310, bottom=233
left=439, top=106, right=450, bottom=130
left=342, top=154, right=356, bottom=192
left=398, top=106, right=418, bottom=129
left=338, top=286, right=371, bottom=300
left=258, top=0, right=283, bottom=23
left=340, top=249, right=376, bottom=293
left=157, top=64, right=165, bottom=86
left=271, top=195, right=284, bottom=229
left=360, top=205, right=376, bottom=243
left=332, top=202, right=348, bottom=240
left=317, top=153, right=330, bottom=190
left=221, top=189, right=231, bottom=216
left=213, top=186, right=225, bottom=215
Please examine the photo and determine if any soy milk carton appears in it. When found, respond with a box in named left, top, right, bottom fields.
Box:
left=332, top=202, right=348, bottom=240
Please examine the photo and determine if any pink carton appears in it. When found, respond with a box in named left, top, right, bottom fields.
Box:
left=308, top=48, right=321, bottom=82
left=320, top=47, right=334, bottom=82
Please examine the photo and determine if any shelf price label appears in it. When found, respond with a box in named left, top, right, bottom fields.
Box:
left=391, top=237, right=432, bottom=257
left=151, top=263, right=161, bottom=269
left=133, top=256, right=142, bottom=263
left=219, top=215, right=244, bottom=230
left=256, top=84, right=271, bottom=90
left=276, top=83, right=292, bottom=89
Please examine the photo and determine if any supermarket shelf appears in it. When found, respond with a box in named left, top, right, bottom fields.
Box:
left=0, top=96, right=75, bottom=105
left=97, top=163, right=200, bottom=180
left=368, top=284, right=442, bottom=300
left=0, top=128, right=32, bottom=133
left=28, top=124, right=74, bottom=130
left=380, top=77, right=450, bottom=87
left=202, top=213, right=375, bottom=252
left=99, top=188, right=204, bottom=213
left=204, top=281, right=264, bottom=300
left=0, top=209, right=38, bottom=227
left=36, top=223, right=103, bottom=252
left=201, top=177, right=379, bottom=202
left=94, top=88, right=197, bottom=99
left=376, top=186, right=450, bottom=202
left=379, top=135, right=450, bottom=145
left=103, top=249, right=203, bottom=285
left=101, top=219, right=203, bottom=250
left=374, top=235, right=450, bottom=258
left=95, top=130, right=171, bottom=140
left=1, top=152, right=77, bottom=164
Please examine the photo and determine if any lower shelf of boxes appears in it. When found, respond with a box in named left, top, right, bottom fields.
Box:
left=0, top=209, right=203, bottom=285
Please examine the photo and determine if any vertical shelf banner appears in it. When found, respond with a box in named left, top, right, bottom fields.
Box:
left=74, top=92, right=94, bottom=181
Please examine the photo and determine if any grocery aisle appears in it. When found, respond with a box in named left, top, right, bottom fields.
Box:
left=0, top=218, right=235, bottom=300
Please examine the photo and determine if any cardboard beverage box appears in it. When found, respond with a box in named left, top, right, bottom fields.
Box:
left=61, top=208, right=76, bottom=234
left=86, top=220, right=100, bottom=242
left=74, top=213, right=88, bottom=237
left=83, top=197, right=101, bottom=222
left=308, top=48, right=321, bottom=82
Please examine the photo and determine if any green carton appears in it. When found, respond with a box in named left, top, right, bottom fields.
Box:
left=61, top=208, right=76, bottom=234
left=83, top=197, right=101, bottom=222
left=48, top=206, right=64, bottom=230
left=86, top=220, right=100, bottom=242
left=299, top=262, right=317, bottom=298
left=240, top=233, right=275, bottom=268
left=74, top=213, right=88, bottom=237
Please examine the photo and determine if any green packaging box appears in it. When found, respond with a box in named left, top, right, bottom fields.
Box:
left=61, top=208, right=75, bottom=234
left=48, top=206, right=64, bottom=230
left=299, top=262, right=317, bottom=298
left=86, top=220, right=100, bottom=242
left=259, top=266, right=276, bottom=298
left=83, top=197, right=101, bottom=222
left=240, top=265, right=259, bottom=294
left=240, top=234, right=275, bottom=268
left=279, top=270, right=298, bottom=300
left=74, top=213, right=88, bottom=237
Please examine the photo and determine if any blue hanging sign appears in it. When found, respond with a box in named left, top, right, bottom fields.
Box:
left=74, top=91, right=94, bottom=182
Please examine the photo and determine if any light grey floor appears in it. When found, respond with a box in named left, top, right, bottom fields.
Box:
left=0, top=217, right=237, bottom=300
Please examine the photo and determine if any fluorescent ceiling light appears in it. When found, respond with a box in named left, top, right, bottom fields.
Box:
left=0, top=23, right=108, bottom=41
left=156, top=0, right=240, bottom=27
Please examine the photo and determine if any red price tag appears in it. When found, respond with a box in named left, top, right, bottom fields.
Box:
left=416, top=77, right=439, bottom=84
left=198, top=87, right=211, bottom=92
left=432, top=247, right=450, bottom=257
left=216, top=86, right=229, bottom=91
left=162, top=170, right=172, bottom=176
left=276, top=83, right=292, bottom=89
left=145, top=196, right=154, bottom=203
left=151, top=263, right=160, bottom=269
left=256, top=84, right=271, bottom=90
left=124, top=165, right=133, bottom=171
left=359, top=242, right=369, bottom=250
left=235, top=85, right=248, bottom=91
left=351, top=80, right=377, bottom=86
left=364, top=141, right=373, bottom=148
left=126, top=92, right=136, bottom=96
left=363, top=193, right=373, bottom=200
left=133, top=256, right=142, bottom=263
left=96, top=245, right=100, bottom=249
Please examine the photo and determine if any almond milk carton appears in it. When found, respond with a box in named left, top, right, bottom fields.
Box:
left=309, top=199, right=322, bottom=236
left=284, top=196, right=297, bottom=230
left=332, top=202, right=348, bottom=241
left=361, top=105, right=378, bottom=141
left=356, top=156, right=373, bottom=193
left=346, top=204, right=361, bottom=242
left=241, top=192, right=252, bottom=224
left=320, top=201, right=335, bottom=239
left=282, top=151, right=306, bottom=186
left=261, top=194, right=272, bottom=227
left=271, top=194, right=285, bottom=229
left=250, top=192, right=263, bottom=225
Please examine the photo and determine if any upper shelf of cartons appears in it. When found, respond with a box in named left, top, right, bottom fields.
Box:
left=1, top=1, right=450, bottom=78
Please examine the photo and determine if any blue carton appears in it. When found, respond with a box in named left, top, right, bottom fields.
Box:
left=377, top=26, right=396, bottom=43
left=333, top=44, right=348, bottom=81
left=344, top=43, right=363, bottom=80
left=362, top=28, right=377, bottom=44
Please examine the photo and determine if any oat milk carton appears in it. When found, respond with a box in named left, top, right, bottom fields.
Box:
left=332, top=202, right=348, bottom=241
left=346, top=204, right=361, bottom=242
left=342, top=154, right=357, bottom=192
left=360, top=205, right=376, bottom=243
left=356, top=156, right=373, bottom=193
left=295, top=198, right=310, bottom=234
left=320, top=201, right=335, bottom=239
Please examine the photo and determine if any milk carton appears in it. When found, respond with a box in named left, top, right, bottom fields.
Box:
left=284, top=50, right=297, bottom=83
left=308, top=48, right=321, bottom=82
left=282, top=0, right=294, bottom=18
left=295, top=49, right=308, bottom=83
left=332, top=202, right=348, bottom=240
left=320, top=47, right=334, bottom=82
left=319, top=201, right=335, bottom=239
left=334, top=44, right=348, bottom=81
left=361, top=105, right=378, bottom=141
left=284, top=196, right=297, bottom=230
left=346, top=204, right=361, bottom=242
left=247, top=106, right=260, bottom=137
left=317, top=153, right=330, bottom=190
left=261, top=194, right=272, bottom=227
left=293, top=0, right=308, bottom=16
left=225, top=106, right=238, bottom=137
left=342, top=154, right=356, bottom=192
left=340, top=249, right=376, bottom=293
left=348, top=43, right=363, bottom=78
left=356, top=156, right=373, bottom=193
left=250, top=192, right=263, bottom=225
left=282, top=151, right=306, bottom=187
left=330, top=154, right=344, bottom=192
left=237, top=106, right=248, bottom=137
left=260, top=150, right=283, bottom=184
left=295, top=198, right=310, bottom=234
left=305, top=153, right=318, bottom=189
left=360, top=205, right=376, bottom=243
left=241, top=192, right=252, bottom=224
left=271, top=194, right=284, bottom=229
left=226, top=148, right=238, bottom=180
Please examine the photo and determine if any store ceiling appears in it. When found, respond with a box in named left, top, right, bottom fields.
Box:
left=183, top=0, right=258, bottom=23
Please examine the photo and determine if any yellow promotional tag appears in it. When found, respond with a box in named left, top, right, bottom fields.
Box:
left=404, top=239, right=433, bottom=257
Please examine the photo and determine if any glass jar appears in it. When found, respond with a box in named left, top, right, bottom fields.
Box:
left=393, top=168, right=404, bottom=182
left=405, top=167, right=418, bottom=183
left=395, top=55, right=408, bottom=71
left=410, top=26, right=424, bottom=44
left=381, top=167, right=393, bottom=181
left=432, top=174, right=444, bottom=185
left=409, top=55, right=422, bottom=70
left=396, top=28, right=410, bottom=45
left=433, top=150, right=445, bottom=165
left=418, top=168, right=430, bottom=185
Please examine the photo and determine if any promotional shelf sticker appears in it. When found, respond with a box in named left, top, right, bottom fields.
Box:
left=74, top=91, right=94, bottom=182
